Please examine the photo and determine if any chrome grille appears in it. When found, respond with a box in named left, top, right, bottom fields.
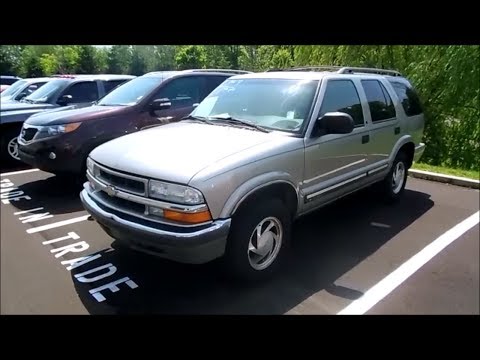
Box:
left=95, top=164, right=147, bottom=196
left=95, top=190, right=146, bottom=216
left=21, top=127, right=38, bottom=142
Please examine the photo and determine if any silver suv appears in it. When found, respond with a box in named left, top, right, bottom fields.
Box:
left=80, top=66, right=426, bottom=282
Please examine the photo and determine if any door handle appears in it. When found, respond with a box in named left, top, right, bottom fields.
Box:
left=362, top=135, right=370, bottom=144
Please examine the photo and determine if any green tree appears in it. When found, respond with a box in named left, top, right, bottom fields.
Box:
left=107, top=45, right=132, bottom=74
left=39, top=53, right=59, bottom=75
left=77, top=45, right=97, bottom=74
left=0, top=45, right=24, bottom=75
left=175, top=45, right=207, bottom=70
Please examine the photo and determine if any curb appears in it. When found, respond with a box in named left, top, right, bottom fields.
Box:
left=408, top=169, right=480, bottom=189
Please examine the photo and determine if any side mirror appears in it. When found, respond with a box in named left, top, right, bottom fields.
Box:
left=57, top=94, right=73, bottom=105
left=314, top=112, right=354, bottom=136
left=150, top=98, right=171, bottom=111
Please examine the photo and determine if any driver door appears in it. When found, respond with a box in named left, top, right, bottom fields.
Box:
left=140, top=76, right=205, bottom=129
left=302, top=79, right=370, bottom=211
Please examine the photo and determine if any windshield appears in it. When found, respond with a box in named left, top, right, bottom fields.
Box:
left=1, top=80, right=27, bottom=97
left=24, top=79, right=69, bottom=103
left=97, top=76, right=162, bottom=106
left=191, top=78, right=319, bottom=133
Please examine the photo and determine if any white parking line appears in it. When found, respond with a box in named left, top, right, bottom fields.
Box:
left=338, top=210, right=480, bottom=315
left=1, top=168, right=40, bottom=176
left=26, top=215, right=90, bottom=234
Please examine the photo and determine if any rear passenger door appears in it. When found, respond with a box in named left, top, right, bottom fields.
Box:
left=360, top=79, right=399, bottom=167
left=203, top=75, right=229, bottom=98
left=101, top=79, right=130, bottom=96
left=58, top=81, right=100, bottom=106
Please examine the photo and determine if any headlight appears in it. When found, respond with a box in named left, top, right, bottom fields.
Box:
left=34, top=122, right=82, bottom=140
left=149, top=180, right=204, bottom=205
left=86, top=157, right=94, bottom=175
left=46, top=122, right=82, bottom=136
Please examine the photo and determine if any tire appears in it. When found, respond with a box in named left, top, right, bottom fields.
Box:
left=222, top=198, right=292, bottom=282
left=380, top=151, right=409, bottom=203
left=1, top=126, right=22, bottom=164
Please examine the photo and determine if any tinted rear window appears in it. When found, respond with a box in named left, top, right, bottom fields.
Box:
left=390, top=81, right=424, bottom=116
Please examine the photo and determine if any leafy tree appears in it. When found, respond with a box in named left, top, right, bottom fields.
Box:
left=107, top=45, right=132, bottom=74
left=175, top=45, right=206, bottom=70
left=77, top=45, right=97, bottom=74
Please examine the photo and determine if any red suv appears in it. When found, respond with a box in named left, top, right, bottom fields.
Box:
left=18, top=69, right=250, bottom=178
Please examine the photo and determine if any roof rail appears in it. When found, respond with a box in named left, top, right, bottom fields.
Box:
left=290, top=66, right=344, bottom=72
left=337, top=66, right=402, bottom=77
left=266, top=65, right=402, bottom=77
left=186, top=69, right=252, bottom=75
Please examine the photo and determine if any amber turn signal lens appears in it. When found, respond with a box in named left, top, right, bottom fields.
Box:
left=163, top=209, right=212, bottom=224
left=64, top=122, right=82, bottom=132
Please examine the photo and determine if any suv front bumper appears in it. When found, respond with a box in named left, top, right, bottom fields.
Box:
left=80, top=186, right=231, bottom=264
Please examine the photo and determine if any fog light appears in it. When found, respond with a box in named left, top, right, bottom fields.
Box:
left=48, top=152, right=56, bottom=160
left=148, top=206, right=164, bottom=217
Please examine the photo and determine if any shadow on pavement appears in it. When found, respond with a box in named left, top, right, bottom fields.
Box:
left=70, top=186, right=434, bottom=315
left=11, top=175, right=85, bottom=215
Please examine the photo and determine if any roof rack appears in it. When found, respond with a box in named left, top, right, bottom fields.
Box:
left=337, top=67, right=402, bottom=77
left=266, top=65, right=402, bottom=77
left=186, top=69, right=252, bottom=75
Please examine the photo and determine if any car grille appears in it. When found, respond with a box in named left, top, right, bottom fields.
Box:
left=97, top=167, right=146, bottom=195
left=21, top=127, right=38, bottom=142
left=96, top=190, right=146, bottom=216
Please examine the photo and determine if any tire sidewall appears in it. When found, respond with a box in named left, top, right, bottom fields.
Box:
left=224, top=198, right=291, bottom=282
left=1, top=126, right=22, bottom=163
left=385, top=152, right=408, bottom=201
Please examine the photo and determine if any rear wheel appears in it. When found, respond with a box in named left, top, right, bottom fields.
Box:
left=380, top=151, right=408, bottom=203
left=222, top=198, right=291, bottom=282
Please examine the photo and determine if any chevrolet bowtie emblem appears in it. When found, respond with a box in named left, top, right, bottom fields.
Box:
left=106, top=185, right=117, bottom=197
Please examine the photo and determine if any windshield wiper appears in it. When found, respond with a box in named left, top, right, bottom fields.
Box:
left=208, top=115, right=271, bottom=133
left=181, top=115, right=216, bottom=125
left=21, top=98, right=35, bottom=104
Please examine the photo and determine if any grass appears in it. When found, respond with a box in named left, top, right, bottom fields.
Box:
left=411, top=163, right=480, bottom=181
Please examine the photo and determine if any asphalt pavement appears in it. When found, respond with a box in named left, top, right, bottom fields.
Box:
left=1, top=165, right=479, bottom=314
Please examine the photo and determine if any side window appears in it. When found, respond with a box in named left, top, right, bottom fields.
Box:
left=26, top=82, right=46, bottom=95
left=319, top=80, right=364, bottom=126
left=391, top=81, right=423, bottom=116
left=63, top=81, right=99, bottom=103
left=204, top=76, right=229, bottom=97
left=361, top=80, right=397, bottom=122
left=154, top=77, right=202, bottom=109
left=103, top=80, right=128, bottom=94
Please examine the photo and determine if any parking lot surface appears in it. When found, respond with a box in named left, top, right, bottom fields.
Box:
left=1, top=166, right=479, bottom=315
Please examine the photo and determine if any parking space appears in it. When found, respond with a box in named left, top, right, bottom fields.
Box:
left=1, top=166, right=479, bottom=315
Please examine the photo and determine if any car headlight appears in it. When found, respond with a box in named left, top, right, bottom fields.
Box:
left=46, top=122, right=82, bottom=136
left=86, top=157, right=95, bottom=175
left=149, top=180, right=204, bottom=205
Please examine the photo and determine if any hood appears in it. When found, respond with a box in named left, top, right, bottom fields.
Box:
left=25, top=105, right=127, bottom=126
left=90, top=121, right=284, bottom=184
left=0, top=95, right=14, bottom=102
left=0, top=101, right=55, bottom=113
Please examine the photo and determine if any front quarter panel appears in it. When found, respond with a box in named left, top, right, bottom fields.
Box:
left=189, top=141, right=305, bottom=219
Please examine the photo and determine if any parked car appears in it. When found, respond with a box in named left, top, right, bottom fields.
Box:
left=1, top=77, right=53, bottom=103
left=1, top=74, right=135, bottom=163
left=80, top=66, right=426, bottom=282
left=17, top=69, right=249, bottom=177
left=0, top=75, right=22, bottom=86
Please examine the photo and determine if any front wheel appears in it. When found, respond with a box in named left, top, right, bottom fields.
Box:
left=222, top=198, right=291, bottom=282
left=1, top=126, right=22, bottom=164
